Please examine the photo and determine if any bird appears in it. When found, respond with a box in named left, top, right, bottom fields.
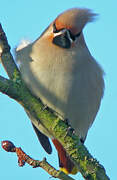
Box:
left=15, top=8, right=104, bottom=175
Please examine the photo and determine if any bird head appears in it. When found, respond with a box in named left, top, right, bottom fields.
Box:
left=39, top=8, right=97, bottom=49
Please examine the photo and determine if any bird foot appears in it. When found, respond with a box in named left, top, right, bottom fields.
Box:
left=66, top=126, right=75, bottom=136
left=64, top=118, right=75, bottom=137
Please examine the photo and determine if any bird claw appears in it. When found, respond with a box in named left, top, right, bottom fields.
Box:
left=64, top=118, right=70, bottom=125
left=42, top=104, right=48, bottom=111
left=63, top=119, right=75, bottom=137
left=64, top=126, right=75, bottom=138
left=66, top=126, right=75, bottom=136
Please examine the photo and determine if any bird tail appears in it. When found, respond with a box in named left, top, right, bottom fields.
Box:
left=52, top=139, right=78, bottom=174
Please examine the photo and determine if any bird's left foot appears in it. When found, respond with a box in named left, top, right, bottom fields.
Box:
left=64, top=118, right=75, bottom=137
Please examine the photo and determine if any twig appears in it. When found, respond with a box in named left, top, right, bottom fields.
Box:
left=0, top=24, right=20, bottom=79
left=1, top=140, right=75, bottom=180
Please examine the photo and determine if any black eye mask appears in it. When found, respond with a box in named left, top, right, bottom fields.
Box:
left=52, top=23, right=81, bottom=49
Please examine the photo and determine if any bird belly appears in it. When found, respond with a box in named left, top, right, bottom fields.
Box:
left=20, top=60, right=103, bottom=140
left=17, top=45, right=104, bottom=140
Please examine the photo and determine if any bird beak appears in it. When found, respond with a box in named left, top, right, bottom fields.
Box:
left=53, top=29, right=72, bottom=49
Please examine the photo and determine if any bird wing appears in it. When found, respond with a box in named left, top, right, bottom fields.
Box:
left=32, top=123, right=52, bottom=154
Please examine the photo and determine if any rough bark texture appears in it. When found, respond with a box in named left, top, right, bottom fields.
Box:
left=0, top=23, right=110, bottom=180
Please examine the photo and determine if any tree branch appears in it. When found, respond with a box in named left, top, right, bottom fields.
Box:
left=0, top=24, right=20, bottom=79
left=0, top=23, right=110, bottom=180
left=1, top=140, right=75, bottom=180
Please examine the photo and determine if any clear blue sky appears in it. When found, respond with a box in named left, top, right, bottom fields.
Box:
left=0, top=0, right=116, bottom=179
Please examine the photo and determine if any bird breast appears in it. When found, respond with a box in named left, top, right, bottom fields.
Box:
left=17, top=42, right=104, bottom=140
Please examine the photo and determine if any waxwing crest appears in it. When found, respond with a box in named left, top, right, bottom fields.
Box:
left=54, top=8, right=97, bottom=34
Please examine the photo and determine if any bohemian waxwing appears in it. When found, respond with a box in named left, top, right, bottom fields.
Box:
left=15, top=8, right=104, bottom=174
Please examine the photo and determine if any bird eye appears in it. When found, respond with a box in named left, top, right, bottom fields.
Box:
left=53, top=23, right=65, bottom=33
left=69, top=31, right=81, bottom=41
left=69, top=31, right=76, bottom=41
left=75, top=31, right=82, bottom=38
left=53, top=23, right=59, bottom=33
